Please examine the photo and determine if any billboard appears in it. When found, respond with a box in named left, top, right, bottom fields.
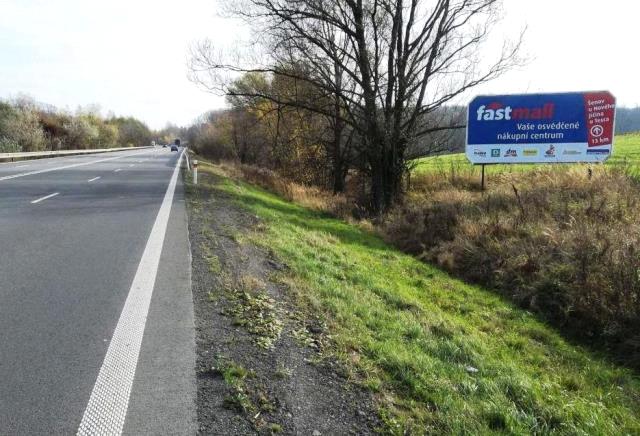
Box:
left=466, top=91, right=615, bottom=164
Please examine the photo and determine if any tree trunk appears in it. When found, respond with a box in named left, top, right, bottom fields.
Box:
left=332, top=159, right=346, bottom=193
left=370, top=162, right=385, bottom=214
left=331, top=119, right=346, bottom=193
left=369, top=141, right=405, bottom=214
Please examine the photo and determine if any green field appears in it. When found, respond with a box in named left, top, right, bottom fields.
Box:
left=196, top=163, right=640, bottom=434
left=413, top=133, right=640, bottom=176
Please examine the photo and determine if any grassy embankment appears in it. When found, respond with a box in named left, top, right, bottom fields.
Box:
left=398, top=133, right=640, bottom=364
left=192, top=162, right=640, bottom=435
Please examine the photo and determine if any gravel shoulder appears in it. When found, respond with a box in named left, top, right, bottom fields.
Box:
left=185, top=170, right=380, bottom=435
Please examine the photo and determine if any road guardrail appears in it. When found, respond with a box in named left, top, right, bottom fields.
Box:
left=0, top=146, right=155, bottom=163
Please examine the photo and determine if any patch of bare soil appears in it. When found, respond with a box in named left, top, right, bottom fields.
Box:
left=185, top=172, right=380, bottom=435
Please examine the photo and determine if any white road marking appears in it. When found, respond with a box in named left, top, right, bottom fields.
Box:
left=31, top=192, right=59, bottom=204
left=128, top=164, right=135, bottom=167
left=15, top=164, right=30, bottom=168
left=88, top=176, right=101, bottom=182
left=0, top=150, right=151, bottom=182
left=77, top=151, right=184, bottom=436
left=114, top=169, right=122, bottom=173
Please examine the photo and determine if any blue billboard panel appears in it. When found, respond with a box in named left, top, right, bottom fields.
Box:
left=466, top=91, right=615, bottom=164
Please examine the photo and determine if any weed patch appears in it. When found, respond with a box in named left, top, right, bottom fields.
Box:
left=224, top=275, right=283, bottom=350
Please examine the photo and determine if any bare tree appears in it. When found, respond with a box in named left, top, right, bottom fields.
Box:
left=191, top=0, right=522, bottom=213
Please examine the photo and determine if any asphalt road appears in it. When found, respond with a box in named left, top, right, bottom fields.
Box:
left=0, top=148, right=196, bottom=435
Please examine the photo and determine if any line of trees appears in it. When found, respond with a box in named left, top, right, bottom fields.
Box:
left=189, top=0, right=522, bottom=213
left=0, top=96, right=154, bottom=153
left=616, top=107, right=640, bottom=134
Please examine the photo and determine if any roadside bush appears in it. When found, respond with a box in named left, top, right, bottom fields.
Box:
left=192, top=122, right=236, bottom=160
left=0, top=98, right=151, bottom=152
left=382, top=166, right=640, bottom=368
left=63, top=116, right=100, bottom=149
left=0, top=137, right=21, bottom=153
left=109, top=116, right=153, bottom=148
left=96, top=122, right=119, bottom=148
left=0, top=105, right=46, bottom=152
left=38, top=110, right=71, bottom=150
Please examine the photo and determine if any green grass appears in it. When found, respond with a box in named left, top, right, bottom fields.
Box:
left=194, top=165, right=640, bottom=434
left=413, top=133, right=640, bottom=176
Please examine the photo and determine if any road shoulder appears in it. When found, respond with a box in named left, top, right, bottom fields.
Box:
left=123, top=175, right=198, bottom=435
left=186, top=171, right=380, bottom=435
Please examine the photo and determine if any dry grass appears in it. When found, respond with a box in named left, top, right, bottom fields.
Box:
left=215, top=161, right=353, bottom=218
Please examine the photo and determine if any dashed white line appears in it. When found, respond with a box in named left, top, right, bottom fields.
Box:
left=15, top=164, right=30, bottom=168
left=77, top=151, right=184, bottom=435
left=31, top=192, right=59, bottom=204
left=128, top=164, right=135, bottom=167
left=0, top=150, right=150, bottom=182
left=88, top=176, right=101, bottom=182
left=114, top=169, right=122, bottom=173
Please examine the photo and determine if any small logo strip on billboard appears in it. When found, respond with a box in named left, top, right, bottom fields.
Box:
left=491, top=149, right=500, bottom=157
left=504, top=149, right=518, bottom=157
left=473, top=149, right=487, bottom=157
left=523, top=149, right=538, bottom=156
left=544, top=145, right=556, bottom=158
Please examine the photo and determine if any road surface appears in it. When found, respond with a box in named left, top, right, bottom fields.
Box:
left=0, top=148, right=196, bottom=435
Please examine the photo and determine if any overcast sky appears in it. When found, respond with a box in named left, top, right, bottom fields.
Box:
left=0, top=0, right=638, bottom=129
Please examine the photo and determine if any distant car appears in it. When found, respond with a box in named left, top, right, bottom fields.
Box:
left=170, top=144, right=179, bottom=152
left=162, top=144, right=167, bottom=148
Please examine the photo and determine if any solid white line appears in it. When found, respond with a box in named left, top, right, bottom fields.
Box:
left=77, top=151, right=184, bottom=436
left=114, top=169, right=122, bottom=173
left=0, top=150, right=151, bottom=182
left=31, top=192, right=59, bottom=204
left=88, top=176, right=101, bottom=182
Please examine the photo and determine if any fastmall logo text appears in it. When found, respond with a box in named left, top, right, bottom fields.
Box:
left=476, top=102, right=555, bottom=121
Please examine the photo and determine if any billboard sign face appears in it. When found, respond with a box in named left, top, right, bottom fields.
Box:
left=466, top=91, right=615, bottom=164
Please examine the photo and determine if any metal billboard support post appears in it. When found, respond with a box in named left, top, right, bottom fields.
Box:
left=481, top=164, right=485, bottom=191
